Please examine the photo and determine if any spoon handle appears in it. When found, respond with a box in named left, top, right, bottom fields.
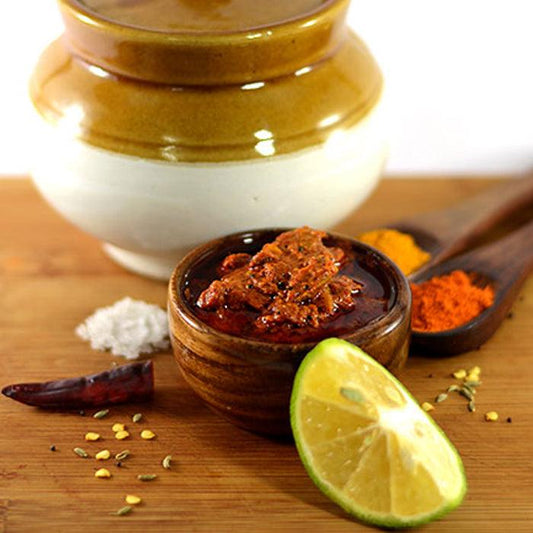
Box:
left=460, top=218, right=533, bottom=289
left=395, top=172, right=533, bottom=263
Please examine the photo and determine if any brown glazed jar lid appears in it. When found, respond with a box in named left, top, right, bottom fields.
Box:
left=59, top=0, right=350, bottom=85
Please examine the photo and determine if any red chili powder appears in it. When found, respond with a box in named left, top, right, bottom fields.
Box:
left=411, top=270, right=494, bottom=332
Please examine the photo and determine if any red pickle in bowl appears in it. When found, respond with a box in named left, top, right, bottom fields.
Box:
left=169, top=228, right=411, bottom=435
left=187, top=227, right=393, bottom=343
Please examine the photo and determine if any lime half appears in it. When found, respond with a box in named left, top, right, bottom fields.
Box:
left=290, top=338, right=467, bottom=529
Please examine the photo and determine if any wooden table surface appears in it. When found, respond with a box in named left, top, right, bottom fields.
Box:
left=1, top=177, right=532, bottom=532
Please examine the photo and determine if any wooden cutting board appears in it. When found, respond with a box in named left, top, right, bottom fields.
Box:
left=1, top=177, right=532, bottom=532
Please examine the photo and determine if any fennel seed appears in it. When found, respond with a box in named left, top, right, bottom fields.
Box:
left=111, top=505, right=132, bottom=516
left=115, top=450, right=130, bottom=461
left=137, top=474, right=157, bottom=481
left=73, top=447, right=89, bottom=458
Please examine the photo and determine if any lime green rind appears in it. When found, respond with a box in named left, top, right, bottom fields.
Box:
left=290, top=338, right=468, bottom=529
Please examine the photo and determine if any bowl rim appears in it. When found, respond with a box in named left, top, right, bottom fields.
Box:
left=168, top=227, right=411, bottom=350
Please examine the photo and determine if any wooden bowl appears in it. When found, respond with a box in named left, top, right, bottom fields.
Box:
left=168, top=229, right=411, bottom=436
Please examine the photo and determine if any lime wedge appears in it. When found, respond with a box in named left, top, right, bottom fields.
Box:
left=290, top=338, right=467, bottom=528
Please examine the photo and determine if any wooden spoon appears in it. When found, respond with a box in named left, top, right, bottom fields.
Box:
left=392, top=172, right=533, bottom=275
left=410, top=219, right=533, bottom=356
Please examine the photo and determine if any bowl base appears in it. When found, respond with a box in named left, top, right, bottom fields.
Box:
left=103, top=243, right=181, bottom=280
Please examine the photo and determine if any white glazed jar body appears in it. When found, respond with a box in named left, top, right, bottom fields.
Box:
left=30, top=0, right=386, bottom=279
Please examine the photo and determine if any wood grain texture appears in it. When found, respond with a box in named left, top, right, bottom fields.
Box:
left=1, top=178, right=532, bottom=532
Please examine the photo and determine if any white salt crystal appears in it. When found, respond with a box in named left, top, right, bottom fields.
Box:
left=76, top=297, right=170, bottom=359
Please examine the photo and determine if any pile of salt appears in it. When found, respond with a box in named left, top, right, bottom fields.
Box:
left=76, top=297, right=170, bottom=359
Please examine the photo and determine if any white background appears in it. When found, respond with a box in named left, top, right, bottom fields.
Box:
left=1, top=0, right=532, bottom=176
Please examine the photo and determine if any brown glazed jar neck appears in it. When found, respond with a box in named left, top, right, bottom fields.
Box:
left=58, top=0, right=350, bottom=85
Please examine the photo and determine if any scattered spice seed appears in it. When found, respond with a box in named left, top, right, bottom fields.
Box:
left=435, top=393, right=448, bottom=403
left=447, top=385, right=460, bottom=393
left=466, top=367, right=481, bottom=382
left=111, top=505, right=132, bottom=516
left=137, top=474, right=157, bottom=481
left=79, top=410, right=86, bottom=416
left=421, top=402, right=434, bottom=412
left=115, top=450, right=130, bottom=461
left=141, top=429, right=156, bottom=440
left=463, top=383, right=477, bottom=395
left=140, top=429, right=156, bottom=440
left=132, top=413, right=143, bottom=423
left=50, top=445, right=56, bottom=452
left=125, top=495, right=142, bottom=505
left=85, top=432, right=101, bottom=441
left=93, top=409, right=109, bottom=419
left=112, top=423, right=126, bottom=433
left=507, top=417, right=512, bottom=423
left=74, top=447, right=89, bottom=458
left=459, top=387, right=474, bottom=401
left=95, top=468, right=112, bottom=478
left=96, top=449, right=111, bottom=461
left=452, top=369, right=467, bottom=380
left=468, top=401, right=476, bottom=412
left=115, top=430, right=130, bottom=440
left=115, top=461, right=123, bottom=468
left=162, top=455, right=172, bottom=469
left=485, top=411, right=499, bottom=422
left=464, top=380, right=481, bottom=388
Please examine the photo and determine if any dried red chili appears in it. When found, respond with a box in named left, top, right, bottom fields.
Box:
left=1, top=361, right=153, bottom=409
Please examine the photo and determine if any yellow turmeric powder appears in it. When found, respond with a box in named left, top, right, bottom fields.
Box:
left=357, top=228, right=430, bottom=275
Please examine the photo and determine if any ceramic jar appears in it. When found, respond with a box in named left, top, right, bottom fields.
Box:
left=30, top=0, right=386, bottom=279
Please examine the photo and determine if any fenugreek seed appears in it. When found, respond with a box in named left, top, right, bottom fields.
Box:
left=485, top=411, right=499, bottom=422
left=74, top=447, right=89, bottom=458
left=452, top=369, right=467, bottom=380
left=435, top=393, right=448, bottom=403
left=421, top=402, right=434, bottom=412
left=85, top=432, right=101, bottom=441
left=112, top=423, right=126, bottom=433
left=125, top=495, right=142, bottom=505
left=137, top=474, right=157, bottom=481
left=468, top=400, right=476, bottom=412
left=447, top=385, right=461, bottom=393
left=466, top=368, right=481, bottom=382
left=459, top=387, right=474, bottom=401
left=115, top=450, right=130, bottom=461
left=132, top=413, right=143, bottom=423
left=96, top=449, right=111, bottom=461
left=111, top=505, right=132, bottom=516
left=162, top=455, right=172, bottom=469
left=94, top=468, right=112, bottom=479
left=93, top=409, right=109, bottom=419
left=115, top=430, right=130, bottom=440
left=140, top=429, right=156, bottom=440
